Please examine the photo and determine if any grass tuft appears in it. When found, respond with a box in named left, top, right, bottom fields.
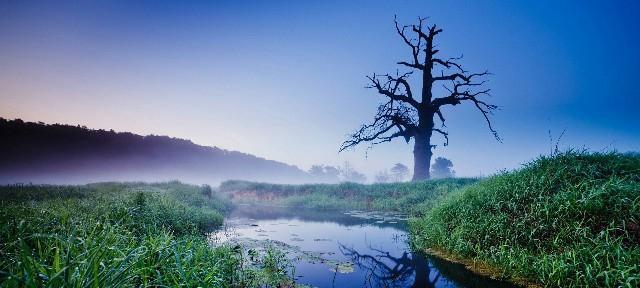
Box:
left=410, top=151, right=640, bottom=287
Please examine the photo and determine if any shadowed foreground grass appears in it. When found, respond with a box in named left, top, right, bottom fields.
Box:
left=410, top=151, right=640, bottom=287
left=219, top=178, right=478, bottom=212
left=0, top=182, right=294, bottom=287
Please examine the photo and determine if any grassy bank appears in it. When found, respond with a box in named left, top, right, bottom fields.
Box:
left=0, top=182, right=294, bottom=287
left=410, top=151, right=640, bottom=287
left=219, top=178, right=478, bottom=212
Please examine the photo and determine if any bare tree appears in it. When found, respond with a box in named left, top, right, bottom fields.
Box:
left=340, top=16, right=499, bottom=181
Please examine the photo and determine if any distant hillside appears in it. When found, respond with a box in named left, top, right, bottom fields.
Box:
left=0, top=118, right=310, bottom=184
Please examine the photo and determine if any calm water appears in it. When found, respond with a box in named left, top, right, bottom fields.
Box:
left=209, top=205, right=517, bottom=288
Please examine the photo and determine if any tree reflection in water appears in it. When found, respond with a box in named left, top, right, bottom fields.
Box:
left=339, top=243, right=440, bottom=288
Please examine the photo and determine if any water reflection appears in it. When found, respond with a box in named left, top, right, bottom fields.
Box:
left=340, top=244, right=437, bottom=287
left=211, top=205, right=518, bottom=288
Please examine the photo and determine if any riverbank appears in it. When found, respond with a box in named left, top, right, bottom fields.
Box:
left=0, top=182, right=294, bottom=287
left=410, top=151, right=640, bottom=287
left=218, top=178, right=478, bottom=212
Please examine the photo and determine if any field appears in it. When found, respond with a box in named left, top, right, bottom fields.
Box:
left=3, top=152, right=637, bottom=287
left=410, top=151, right=640, bottom=287
left=0, top=182, right=293, bottom=287
left=219, top=178, right=478, bottom=213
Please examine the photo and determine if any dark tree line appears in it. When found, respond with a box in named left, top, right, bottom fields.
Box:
left=0, top=118, right=308, bottom=184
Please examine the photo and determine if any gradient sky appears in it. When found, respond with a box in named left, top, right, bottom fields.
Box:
left=1, top=0, right=639, bottom=179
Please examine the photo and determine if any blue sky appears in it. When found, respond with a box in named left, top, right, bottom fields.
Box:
left=1, top=0, right=638, bottom=178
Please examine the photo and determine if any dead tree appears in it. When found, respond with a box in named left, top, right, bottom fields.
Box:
left=340, top=16, right=500, bottom=181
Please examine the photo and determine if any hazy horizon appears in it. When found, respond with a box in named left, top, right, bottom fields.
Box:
left=2, top=0, right=639, bottom=180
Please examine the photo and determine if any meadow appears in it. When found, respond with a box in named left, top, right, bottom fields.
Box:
left=410, top=151, right=640, bottom=287
left=0, top=182, right=294, bottom=287
left=2, top=152, right=637, bottom=287
left=219, top=178, right=478, bottom=213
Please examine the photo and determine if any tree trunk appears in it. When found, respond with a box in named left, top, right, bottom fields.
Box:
left=412, top=132, right=432, bottom=181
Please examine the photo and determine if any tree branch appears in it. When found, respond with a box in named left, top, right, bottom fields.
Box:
left=366, top=73, right=419, bottom=109
left=430, top=69, right=500, bottom=141
left=432, top=128, right=449, bottom=146
left=340, top=100, right=417, bottom=152
left=395, top=15, right=426, bottom=71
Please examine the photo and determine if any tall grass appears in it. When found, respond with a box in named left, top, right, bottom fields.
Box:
left=219, top=178, right=478, bottom=212
left=410, top=151, right=640, bottom=287
left=0, top=182, right=292, bottom=287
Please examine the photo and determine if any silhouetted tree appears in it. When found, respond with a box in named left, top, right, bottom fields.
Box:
left=430, top=157, right=455, bottom=179
left=390, top=163, right=409, bottom=182
left=340, top=16, right=499, bottom=181
left=308, top=164, right=340, bottom=183
left=341, top=161, right=367, bottom=183
left=374, top=170, right=391, bottom=183
left=323, top=166, right=340, bottom=181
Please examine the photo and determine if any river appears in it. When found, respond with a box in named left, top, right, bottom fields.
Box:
left=209, top=205, right=517, bottom=288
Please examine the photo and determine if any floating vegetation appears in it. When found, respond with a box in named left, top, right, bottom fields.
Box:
left=211, top=219, right=362, bottom=277
left=330, top=262, right=355, bottom=274
left=344, top=210, right=409, bottom=222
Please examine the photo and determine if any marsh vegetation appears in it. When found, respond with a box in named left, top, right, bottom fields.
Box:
left=219, top=178, right=477, bottom=212
left=0, top=182, right=294, bottom=287
left=2, top=152, right=637, bottom=287
left=410, top=151, right=640, bottom=287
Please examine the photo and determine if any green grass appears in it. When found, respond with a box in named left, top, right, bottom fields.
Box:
left=0, top=181, right=294, bottom=287
left=219, top=178, right=478, bottom=212
left=410, top=151, right=640, bottom=287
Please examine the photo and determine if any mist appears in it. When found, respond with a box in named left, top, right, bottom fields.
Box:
left=0, top=118, right=311, bottom=185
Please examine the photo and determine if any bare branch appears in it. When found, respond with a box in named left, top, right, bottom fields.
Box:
left=397, top=61, right=425, bottom=70
left=429, top=68, right=500, bottom=141
left=340, top=99, right=417, bottom=152
left=366, top=73, right=419, bottom=108
left=435, top=109, right=446, bottom=126
left=432, top=128, right=449, bottom=146
left=432, top=54, right=466, bottom=72
left=395, top=15, right=425, bottom=71
left=432, top=70, right=490, bottom=83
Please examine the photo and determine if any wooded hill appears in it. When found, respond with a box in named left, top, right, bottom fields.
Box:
left=0, top=118, right=309, bottom=184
